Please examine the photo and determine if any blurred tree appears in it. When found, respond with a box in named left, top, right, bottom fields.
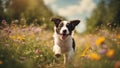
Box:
left=0, top=0, right=5, bottom=22
left=21, top=0, right=53, bottom=25
left=0, top=0, right=62, bottom=29
left=86, top=0, right=120, bottom=32
left=108, top=0, right=120, bottom=28
left=6, top=0, right=29, bottom=19
left=86, top=0, right=107, bottom=31
left=1, top=0, right=57, bottom=29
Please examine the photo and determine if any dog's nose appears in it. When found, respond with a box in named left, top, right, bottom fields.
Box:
left=63, top=30, right=67, bottom=34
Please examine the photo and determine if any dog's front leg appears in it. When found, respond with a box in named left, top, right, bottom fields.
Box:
left=53, top=45, right=61, bottom=57
left=63, top=54, right=68, bottom=65
left=68, top=49, right=74, bottom=63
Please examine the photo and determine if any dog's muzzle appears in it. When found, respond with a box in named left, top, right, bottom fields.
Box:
left=60, top=30, right=69, bottom=40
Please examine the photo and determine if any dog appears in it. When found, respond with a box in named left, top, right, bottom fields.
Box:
left=51, top=18, right=80, bottom=64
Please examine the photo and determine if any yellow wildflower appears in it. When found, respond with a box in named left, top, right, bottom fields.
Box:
left=9, top=35, right=16, bottom=39
left=22, top=25, right=26, bottom=28
left=17, top=35, right=25, bottom=41
left=106, top=49, right=114, bottom=58
left=116, top=34, right=120, bottom=39
left=30, top=33, right=35, bottom=38
left=10, top=35, right=25, bottom=41
left=117, top=42, right=120, bottom=45
left=81, top=45, right=90, bottom=57
left=89, top=53, right=101, bottom=60
left=0, top=60, right=3, bottom=64
left=95, top=37, right=105, bottom=46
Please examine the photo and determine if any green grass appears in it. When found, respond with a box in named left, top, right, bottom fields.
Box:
left=0, top=25, right=120, bottom=68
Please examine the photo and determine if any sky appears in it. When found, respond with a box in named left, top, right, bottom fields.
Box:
left=43, top=0, right=100, bottom=33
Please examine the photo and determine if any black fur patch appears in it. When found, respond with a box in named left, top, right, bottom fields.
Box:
left=70, top=20, right=80, bottom=31
left=51, top=18, right=62, bottom=27
left=56, top=22, right=64, bottom=34
left=72, top=38, right=75, bottom=51
left=66, top=22, right=73, bottom=35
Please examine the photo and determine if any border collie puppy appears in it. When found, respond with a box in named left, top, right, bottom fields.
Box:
left=51, top=18, right=80, bottom=64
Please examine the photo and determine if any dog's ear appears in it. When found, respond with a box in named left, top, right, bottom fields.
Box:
left=70, top=20, right=80, bottom=30
left=51, top=18, right=62, bottom=27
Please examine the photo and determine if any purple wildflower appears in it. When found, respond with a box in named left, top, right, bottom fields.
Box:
left=35, top=49, right=41, bottom=54
left=98, top=49, right=107, bottom=55
left=4, top=44, right=10, bottom=46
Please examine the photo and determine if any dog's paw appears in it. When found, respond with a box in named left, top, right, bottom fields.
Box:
left=55, top=54, right=61, bottom=58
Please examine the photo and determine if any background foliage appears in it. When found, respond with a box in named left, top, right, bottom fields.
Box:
left=0, top=0, right=58, bottom=29
left=86, top=0, right=120, bottom=32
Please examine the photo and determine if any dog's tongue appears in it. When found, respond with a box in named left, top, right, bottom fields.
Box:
left=61, top=34, right=68, bottom=40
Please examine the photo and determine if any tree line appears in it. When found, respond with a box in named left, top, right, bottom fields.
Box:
left=86, top=0, right=120, bottom=32
left=0, top=0, right=57, bottom=29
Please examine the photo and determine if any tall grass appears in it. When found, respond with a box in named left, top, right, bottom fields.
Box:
left=0, top=23, right=55, bottom=68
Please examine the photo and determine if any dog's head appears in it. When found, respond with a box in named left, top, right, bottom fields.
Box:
left=51, top=18, right=80, bottom=40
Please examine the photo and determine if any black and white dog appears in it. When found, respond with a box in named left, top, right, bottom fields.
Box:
left=51, top=18, right=80, bottom=64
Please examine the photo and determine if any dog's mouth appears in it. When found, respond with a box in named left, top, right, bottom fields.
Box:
left=60, top=34, right=69, bottom=40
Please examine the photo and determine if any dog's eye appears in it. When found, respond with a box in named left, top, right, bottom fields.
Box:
left=59, top=23, right=63, bottom=27
left=66, top=23, right=70, bottom=26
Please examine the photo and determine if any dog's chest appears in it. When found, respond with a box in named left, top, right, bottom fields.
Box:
left=57, top=38, right=72, bottom=53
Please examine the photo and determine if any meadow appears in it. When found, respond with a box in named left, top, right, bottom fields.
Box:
left=0, top=20, right=120, bottom=68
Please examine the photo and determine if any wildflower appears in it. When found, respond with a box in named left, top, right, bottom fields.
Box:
left=101, top=44, right=108, bottom=49
left=106, top=49, right=114, bottom=58
left=35, top=49, right=41, bottom=54
left=29, top=33, right=35, bottom=38
left=10, top=21, right=17, bottom=28
left=9, top=35, right=25, bottom=41
left=17, top=35, right=25, bottom=41
left=89, top=53, right=101, bottom=60
left=22, top=25, right=26, bottom=28
left=98, top=49, right=107, bottom=55
left=1, top=20, right=8, bottom=28
left=0, top=60, right=3, bottom=64
left=4, top=44, right=10, bottom=46
left=4, top=29, right=11, bottom=35
left=116, top=34, right=120, bottom=39
left=84, top=55, right=89, bottom=59
left=95, top=37, right=105, bottom=46
left=117, top=42, right=120, bottom=45
left=114, top=61, right=120, bottom=68
left=8, top=30, right=12, bottom=35
left=9, top=35, right=16, bottom=40
left=81, top=45, right=90, bottom=57
left=22, top=29, right=26, bottom=32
